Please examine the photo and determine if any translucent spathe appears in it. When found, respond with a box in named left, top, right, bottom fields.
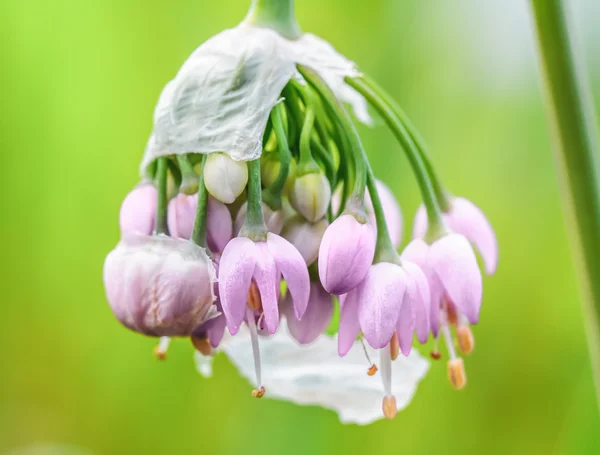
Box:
left=140, top=24, right=369, bottom=174
left=197, top=324, right=429, bottom=425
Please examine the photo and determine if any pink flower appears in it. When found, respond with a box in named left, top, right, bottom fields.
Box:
left=218, top=233, right=310, bottom=335
left=284, top=281, right=334, bottom=344
left=168, top=193, right=233, bottom=253
left=413, top=197, right=497, bottom=275
left=119, top=184, right=157, bottom=236
left=103, top=233, right=218, bottom=337
left=318, top=214, right=376, bottom=295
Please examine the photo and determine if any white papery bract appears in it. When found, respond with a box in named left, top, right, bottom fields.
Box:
left=140, top=24, right=370, bottom=175
left=196, top=323, right=429, bottom=425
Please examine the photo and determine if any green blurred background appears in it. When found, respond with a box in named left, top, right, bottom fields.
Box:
left=2, top=0, right=599, bottom=453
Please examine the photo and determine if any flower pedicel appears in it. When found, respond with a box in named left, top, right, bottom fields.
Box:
left=103, top=0, right=498, bottom=423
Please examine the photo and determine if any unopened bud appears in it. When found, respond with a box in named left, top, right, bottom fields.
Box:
left=247, top=281, right=262, bottom=311
left=281, top=216, right=328, bottom=265
left=203, top=153, right=248, bottom=204
left=289, top=173, right=331, bottom=222
left=191, top=335, right=212, bottom=356
left=457, top=325, right=475, bottom=355
left=447, top=358, right=467, bottom=390
left=390, top=332, right=400, bottom=361
left=382, top=395, right=398, bottom=420
left=252, top=386, right=266, bottom=398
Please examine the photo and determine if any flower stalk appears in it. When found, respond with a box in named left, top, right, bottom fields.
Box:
left=530, top=0, right=600, bottom=407
left=191, top=155, right=209, bottom=248
left=240, top=159, right=268, bottom=241
left=244, top=0, right=301, bottom=40
left=154, top=157, right=169, bottom=235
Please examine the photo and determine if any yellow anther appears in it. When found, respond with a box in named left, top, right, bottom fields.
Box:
left=431, top=351, right=441, bottom=360
left=367, top=364, right=378, bottom=376
left=457, top=325, right=475, bottom=355
left=191, top=336, right=212, bottom=356
left=382, top=395, right=398, bottom=420
left=152, top=345, right=167, bottom=361
left=252, top=386, right=266, bottom=398
left=390, top=332, right=400, bottom=361
left=447, top=358, right=467, bottom=390
left=247, top=281, right=262, bottom=312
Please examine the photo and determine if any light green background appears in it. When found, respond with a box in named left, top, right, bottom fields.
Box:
left=1, top=0, right=599, bottom=453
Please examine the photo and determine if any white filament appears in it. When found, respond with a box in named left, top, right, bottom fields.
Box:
left=246, top=308, right=262, bottom=387
left=379, top=344, right=392, bottom=397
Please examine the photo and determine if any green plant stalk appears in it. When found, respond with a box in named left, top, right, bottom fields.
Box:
left=262, top=105, right=291, bottom=210
left=154, top=157, right=169, bottom=235
left=360, top=75, right=451, bottom=211
left=530, top=0, right=600, bottom=407
left=346, top=77, right=445, bottom=235
left=240, top=159, right=268, bottom=241
left=244, top=0, right=301, bottom=40
left=298, top=65, right=367, bottom=213
left=191, top=155, right=209, bottom=248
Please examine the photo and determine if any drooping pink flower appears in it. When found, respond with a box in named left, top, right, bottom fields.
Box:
left=284, top=281, right=333, bottom=344
left=103, top=233, right=218, bottom=337
left=218, top=233, right=310, bottom=335
left=119, top=183, right=157, bottom=236
left=168, top=193, right=233, bottom=252
left=318, top=214, right=376, bottom=295
left=413, top=197, right=497, bottom=275
left=281, top=217, right=328, bottom=265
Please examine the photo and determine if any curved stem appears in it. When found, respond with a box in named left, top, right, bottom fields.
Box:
left=240, top=159, right=268, bottom=241
left=359, top=75, right=451, bottom=212
left=244, top=0, right=302, bottom=40
left=530, top=0, right=600, bottom=408
left=154, top=157, right=169, bottom=235
left=345, top=76, right=445, bottom=234
left=262, top=104, right=291, bottom=210
left=191, top=155, right=209, bottom=248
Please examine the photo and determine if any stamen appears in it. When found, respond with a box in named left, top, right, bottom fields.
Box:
left=447, top=358, right=467, bottom=390
left=380, top=345, right=397, bottom=419
left=153, top=336, right=171, bottom=360
left=191, top=335, right=212, bottom=356
left=246, top=308, right=265, bottom=398
left=247, top=281, right=262, bottom=312
left=441, top=321, right=457, bottom=360
left=360, top=336, right=377, bottom=375
left=390, top=332, right=400, bottom=361
left=431, top=337, right=441, bottom=360
left=457, top=325, right=475, bottom=355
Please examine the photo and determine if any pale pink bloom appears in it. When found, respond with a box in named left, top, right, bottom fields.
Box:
left=284, top=281, right=333, bottom=344
left=281, top=217, right=328, bottom=265
left=119, top=183, right=157, bottom=236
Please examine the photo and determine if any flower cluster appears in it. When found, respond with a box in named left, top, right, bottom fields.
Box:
left=103, top=0, right=498, bottom=422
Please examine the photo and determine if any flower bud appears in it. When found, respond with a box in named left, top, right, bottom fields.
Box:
left=119, top=184, right=157, bottom=236
left=281, top=216, right=328, bottom=265
left=234, top=202, right=284, bottom=235
left=318, top=214, right=376, bottom=295
left=288, top=173, right=331, bottom=222
left=103, top=233, right=218, bottom=337
left=203, top=152, right=248, bottom=204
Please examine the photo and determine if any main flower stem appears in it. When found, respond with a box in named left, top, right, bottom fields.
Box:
left=346, top=77, right=445, bottom=234
left=530, top=0, right=600, bottom=407
left=244, top=0, right=301, bottom=40
left=154, top=157, right=169, bottom=235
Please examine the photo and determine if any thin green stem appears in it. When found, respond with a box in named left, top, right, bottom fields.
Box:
left=346, top=76, right=445, bottom=235
left=244, top=0, right=301, bottom=40
left=240, top=159, right=268, bottom=241
left=530, top=0, right=600, bottom=407
left=360, top=75, right=451, bottom=211
left=262, top=105, right=291, bottom=210
left=191, top=155, right=209, bottom=248
left=154, top=157, right=169, bottom=235
left=367, top=170, right=397, bottom=262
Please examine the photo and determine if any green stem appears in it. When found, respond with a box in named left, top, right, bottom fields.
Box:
left=240, top=159, right=268, bottom=241
left=530, top=0, right=600, bottom=408
left=154, top=157, right=169, bottom=235
left=177, top=154, right=199, bottom=195
left=244, top=0, right=302, bottom=40
left=262, top=105, right=291, bottom=210
left=366, top=170, right=397, bottom=262
left=191, top=155, right=209, bottom=248
left=360, top=75, right=451, bottom=212
left=345, top=76, right=445, bottom=235
left=298, top=65, right=368, bottom=212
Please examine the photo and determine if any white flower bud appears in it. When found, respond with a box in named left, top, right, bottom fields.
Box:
left=289, top=173, right=331, bottom=222
left=203, top=153, right=248, bottom=204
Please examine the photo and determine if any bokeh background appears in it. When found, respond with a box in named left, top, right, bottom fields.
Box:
left=2, top=0, right=600, bottom=453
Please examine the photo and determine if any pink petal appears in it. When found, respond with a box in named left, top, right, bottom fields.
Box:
left=167, top=193, right=197, bottom=240
left=366, top=180, right=403, bottom=248
left=357, top=263, right=407, bottom=349
left=267, top=233, right=310, bottom=319
left=119, top=184, right=157, bottom=236
left=446, top=197, right=498, bottom=275
left=396, top=294, right=415, bottom=356
left=338, top=291, right=361, bottom=356
left=400, top=238, right=429, bottom=268
left=401, top=261, right=430, bottom=344
left=218, top=237, right=256, bottom=334
left=207, top=196, right=233, bottom=253
left=411, top=204, right=428, bottom=240
left=428, top=234, right=482, bottom=324
left=253, top=242, right=279, bottom=334
left=284, top=281, right=333, bottom=344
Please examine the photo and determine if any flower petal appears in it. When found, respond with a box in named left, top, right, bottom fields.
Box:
left=428, top=234, right=483, bottom=324
left=365, top=180, right=403, bottom=248
left=218, top=237, right=256, bottom=334
left=338, top=291, right=361, bottom=356
left=357, top=263, right=407, bottom=349
left=253, top=242, right=279, bottom=334
left=411, top=204, right=428, bottom=240
left=396, top=295, right=415, bottom=356
left=284, top=281, right=333, bottom=344
left=207, top=196, right=233, bottom=253
left=401, top=261, right=430, bottom=344
left=267, top=233, right=310, bottom=319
